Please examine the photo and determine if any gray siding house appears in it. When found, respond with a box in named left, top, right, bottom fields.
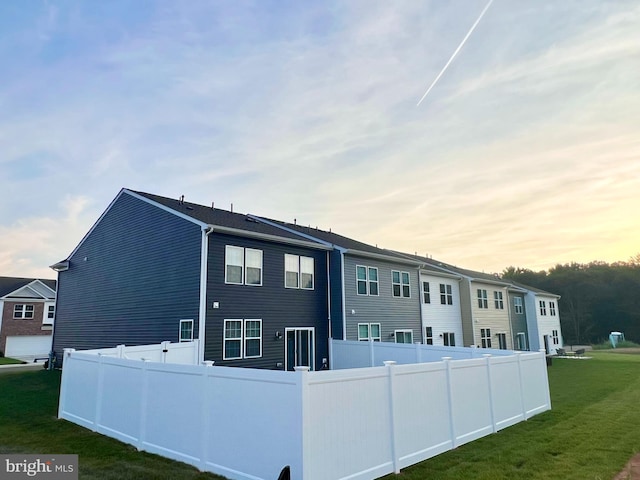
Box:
left=51, top=189, right=332, bottom=370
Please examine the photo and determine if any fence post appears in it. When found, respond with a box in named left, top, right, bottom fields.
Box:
left=161, top=341, right=170, bottom=363
left=442, top=357, right=457, bottom=448
left=516, top=353, right=527, bottom=420
left=58, top=349, right=75, bottom=419
left=383, top=361, right=400, bottom=474
left=415, top=342, right=422, bottom=364
left=369, top=340, right=375, bottom=367
left=540, top=349, right=552, bottom=410
left=295, top=366, right=310, bottom=480
left=328, top=338, right=334, bottom=370
left=483, top=354, right=497, bottom=433
left=138, top=359, right=150, bottom=451
left=116, top=344, right=125, bottom=358
left=193, top=339, right=200, bottom=365
left=200, top=361, right=214, bottom=470
left=94, top=353, right=105, bottom=432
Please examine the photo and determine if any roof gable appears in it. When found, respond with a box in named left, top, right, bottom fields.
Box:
left=0, top=277, right=56, bottom=299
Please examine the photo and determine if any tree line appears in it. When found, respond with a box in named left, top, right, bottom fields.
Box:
left=502, top=255, right=640, bottom=345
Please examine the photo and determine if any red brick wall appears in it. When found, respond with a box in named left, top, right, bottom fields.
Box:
left=0, top=301, right=52, bottom=354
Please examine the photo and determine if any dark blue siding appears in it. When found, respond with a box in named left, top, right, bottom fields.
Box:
left=329, top=249, right=344, bottom=339
left=204, top=233, right=329, bottom=370
left=52, top=192, right=202, bottom=364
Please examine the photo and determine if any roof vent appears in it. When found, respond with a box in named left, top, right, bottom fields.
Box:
left=211, top=202, right=214, bottom=210
left=179, top=195, right=184, bottom=205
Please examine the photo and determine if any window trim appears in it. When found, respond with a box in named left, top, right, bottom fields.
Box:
left=225, top=246, right=263, bottom=286
left=285, top=254, right=315, bottom=290
left=514, top=296, right=523, bottom=314
left=425, top=326, right=433, bottom=345
left=552, top=329, right=560, bottom=345
left=244, top=319, right=262, bottom=358
left=480, top=328, right=492, bottom=348
left=394, top=329, right=413, bottom=344
left=43, top=304, right=55, bottom=325
left=440, top=284, right=453, bottom=305
left=356, top=265, right=379, bottom=296
left=392, top=270, right=411, bottom=298
left=443, top=332, right=455, bottom=347
left=539, top=300, right=547, bottom=316
left=497, top=332, right=507, bottom=350
left=244, top=248, right=263, bottom=286
left=179, top=319, right=194, bottom=342
left=549, top=301, right=556, bottom=316
left=358, top=323, right=381, bottom=342
left=494, top=291, right=504, bottom=309
left=422, top=282, right=431, bottom=304
left=225, top=246, right=245, bottom=285
left=477, top=289, right=488, bottom=309
left=13, top=304, right=35, bottom=319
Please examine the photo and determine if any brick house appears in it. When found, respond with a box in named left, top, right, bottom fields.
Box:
left=0, top=277, right=57, bottom=359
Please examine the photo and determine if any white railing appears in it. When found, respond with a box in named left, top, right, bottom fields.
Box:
left=58, top=343, right=551, bottom=480
left=76, top=340, right=199, bottom=365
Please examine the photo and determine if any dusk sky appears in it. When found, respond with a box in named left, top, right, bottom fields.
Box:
left=1, top=0, right=638, bottom=279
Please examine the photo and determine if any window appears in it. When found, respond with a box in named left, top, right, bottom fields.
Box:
left=514, top=297, right=523, bottom=314
left=179, top=319, right=194, bottom=342
left=516, top=332, right=527, bottom=350
left=539, top=300, right=547, bottom=316
left=497, top=333, right=507, bottom=350
left=552, top=329, right=559, bottom=345
left=43, top=304, right=55, bottom=325
left=494, top=291, right=504, bottom=309
left=225, top=246, right=262, bottom=286
left=477, top=289, right=488, bottom=309
left=440, top=284, right=453, bottom=305
left=550, top=301, right=556, bottom=316
left=392, top=271, right=410, bottom=298
left=223, top=319, right=262, bottom=359
left=481, top=328, right=492, bottom=348
left=13, top=304, right=34, bottom=319
left=244, top=320, right=262, bottom=358
left=394, top=330, right=413, bottom=344
left=356, top=266, right=379, bottom=296
left=358, top=323, right=381, bottom=342
left=245, top=249, right=263, bottom=285
left=422, top=282, right=431, bottom=304
left=285, top=254, right=315, bottom=290
left=425, top=327, right=433, bottom=345
left=443, top=332, right=455, bottom=346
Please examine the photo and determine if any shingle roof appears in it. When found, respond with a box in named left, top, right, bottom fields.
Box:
left=131, top=191, right=320, bottom=243
left=254, top=217, right=422, bottom=264
left=0, top=277, right=57, bottom=297
left=507, top=279, right=560, bottom=297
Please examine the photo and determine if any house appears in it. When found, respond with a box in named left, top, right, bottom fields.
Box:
left=521, top=284, right=563, bottom=354
left=50, top=189, right=332, bottom=370
left=506, top=284, right=530, bottom=350
left=250, top=218, right=425, bottom=345
left=0, top=277, right=57, bottom=359
left=416, top=260, right=515, bottom=349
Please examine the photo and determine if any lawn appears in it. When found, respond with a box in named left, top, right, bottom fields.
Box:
left=383, top=350, right=640, bottom=479
left=0, top=370, right=225, bottom=480
left=0, top=357, right=26, bottom=365
left=2, top=352, right=640, bottom=480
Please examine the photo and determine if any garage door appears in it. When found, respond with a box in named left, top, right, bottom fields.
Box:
left=5, top=335, right=52, bottom=357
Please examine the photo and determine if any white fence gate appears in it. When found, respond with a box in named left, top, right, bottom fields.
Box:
left=58, top=341, right=551, bottom=480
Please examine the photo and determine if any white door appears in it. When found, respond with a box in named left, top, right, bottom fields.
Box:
left=285, top=328, right=315, bottom=371
left=5, top=335, right=52, bottom=357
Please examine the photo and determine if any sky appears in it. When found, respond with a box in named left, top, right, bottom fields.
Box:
left=1, top=0, right=639, bottom=280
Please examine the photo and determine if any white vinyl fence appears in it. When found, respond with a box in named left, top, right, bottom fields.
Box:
left=58, top=342, right=551, bottom=480
left=82, top=340, right=199, bottom=364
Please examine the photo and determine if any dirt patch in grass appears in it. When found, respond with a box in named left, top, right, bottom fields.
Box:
left=608, top=348, right=640, bottom=355
left=612, top=453, right=640, bottom=480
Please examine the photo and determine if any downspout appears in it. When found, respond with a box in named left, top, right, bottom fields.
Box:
left=326, top=251, right=332, bottom=340
left=198, top=225, right=213, bottom=363
left=505, top=286, right=514, bottom=350
left=341, top=250, right=347, bottom=340
left=468, top=281, right=476, bottom=346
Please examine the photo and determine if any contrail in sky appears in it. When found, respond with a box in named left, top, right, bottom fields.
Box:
left=417, top=0, right=495, bottom=106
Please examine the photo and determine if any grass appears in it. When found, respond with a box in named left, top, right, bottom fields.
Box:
left=0, top=370, right=225, bottom=480
left=382, top=349, right=640, bottom=479
left=0, top=357, right=26, bottom=365
left=3, top=353, right=640, bottom=480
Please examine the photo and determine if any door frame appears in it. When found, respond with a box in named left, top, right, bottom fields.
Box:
left=285, top=327, right=315, bottom=371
